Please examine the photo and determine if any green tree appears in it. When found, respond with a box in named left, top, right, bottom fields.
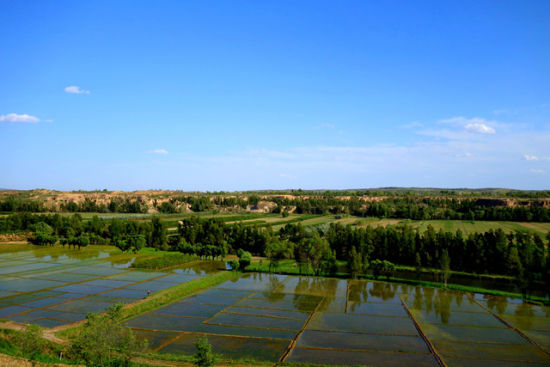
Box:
left=371, top=259, right=395, bottom=280
left=347, top=246, right=362, bottom=279
left=237, top=249, right=252, bottom=270
left=76, top=235, right=89, bottom=250
left=151, top=216, right=167, bottom=250
left=265, top=241, right=292, bottom=272
left=127, top=234, right=146, bottom=253
left=31, top=221, right=53, bottom=235
left=71, top=303, right=147, bottom=366
left=193, top=336, right=216, bottom=367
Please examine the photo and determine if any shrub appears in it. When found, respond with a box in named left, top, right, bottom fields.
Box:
left=12, top=324, right=44, bottom=357
left=193, top=336, right=215, bottom=367
left=237, top=249, right=252, bottom=270
left=71, top=303, right=147, bottom=366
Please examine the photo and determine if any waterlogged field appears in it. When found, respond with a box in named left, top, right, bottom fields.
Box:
left=0, top=246, right=222, bottom=328
left=1, top=246, right=549, bottom=366
left=125, top=273, right=550, bottom=366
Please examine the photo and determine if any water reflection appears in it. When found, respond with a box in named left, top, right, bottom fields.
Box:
left=290, top=277, right=332, bottom=312
left=172, top=260, right=225, bottom=275
left=263, top=276, right=285, bottom=303
left=31, top=246, right=112, bottom=262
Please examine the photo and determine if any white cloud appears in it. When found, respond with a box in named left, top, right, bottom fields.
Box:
left=0, top=113, right=40, bottom=123
left=65, top=85, right=90, bottom=94
left=524, top=154, right=539, bottom=161
left=465, top=123, right=496, bottom=134
left=428, top=116, right=497, bottom=136
left=530, top=169, right=545, bottom=174
left=147, top=149, right=168, bottom=155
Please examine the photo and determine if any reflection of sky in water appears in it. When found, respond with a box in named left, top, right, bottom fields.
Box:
left=112, top=257, right=135, bottom=268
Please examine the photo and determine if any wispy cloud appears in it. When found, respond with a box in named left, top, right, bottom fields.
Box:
left=147, top=149, right=168, bottom=155
left=441, top=116, right=497, bottom=134
left=465, top=123, right=495, bottom=134
left=524, top=154, right=539, bottom=161
left=530, top=169, right=545, bottom=174
left=0, top=113, right=40, bottom=123
left=65, top=85, right=90, bottom=94
left=418, top=116, right=498, bottom=139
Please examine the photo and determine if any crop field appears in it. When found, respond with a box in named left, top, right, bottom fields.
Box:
left=125, top=273, right=550, bottom=366
left=0, top=246, right=223, bottom=328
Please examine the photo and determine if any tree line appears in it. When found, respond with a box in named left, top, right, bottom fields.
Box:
left=2, top=212, right=549, bottom=294
left=2, top=194, right=549, bottom=222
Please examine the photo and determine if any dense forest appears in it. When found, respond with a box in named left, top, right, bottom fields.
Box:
left=2, top=212, right=548, bottom=296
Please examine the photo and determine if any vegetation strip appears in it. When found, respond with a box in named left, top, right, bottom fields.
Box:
left=467, top=294, right=550, bottom=356
left=398, top=295, right=447, bottom=367
left=278, top=296, right=326, bottom=363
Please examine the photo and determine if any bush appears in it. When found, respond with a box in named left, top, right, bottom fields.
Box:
left=371, top=259, right=395, bottom=279
left=193, top=336, right=215, bottom=367
left=228, top=259, right=239, bottom=270
left=12, top=324, right=44, bottom=357
left=237, top=249, right=252, bottom=270
left=71, top=303, right=147, bottom=366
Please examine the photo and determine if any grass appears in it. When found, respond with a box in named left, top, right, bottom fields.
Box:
left=131, top=253, right=198, bottom=270
left=0, top=243, right=34, bottom=253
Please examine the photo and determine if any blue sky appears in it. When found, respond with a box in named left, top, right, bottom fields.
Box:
left=1, top=0, right=549, bottom=191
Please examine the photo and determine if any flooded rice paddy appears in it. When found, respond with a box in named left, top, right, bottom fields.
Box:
left=1, top=246, right=549, bottom=366
left=0, top=246, right=221, bottom=328
left=125, top=272, right=550, bottom=366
